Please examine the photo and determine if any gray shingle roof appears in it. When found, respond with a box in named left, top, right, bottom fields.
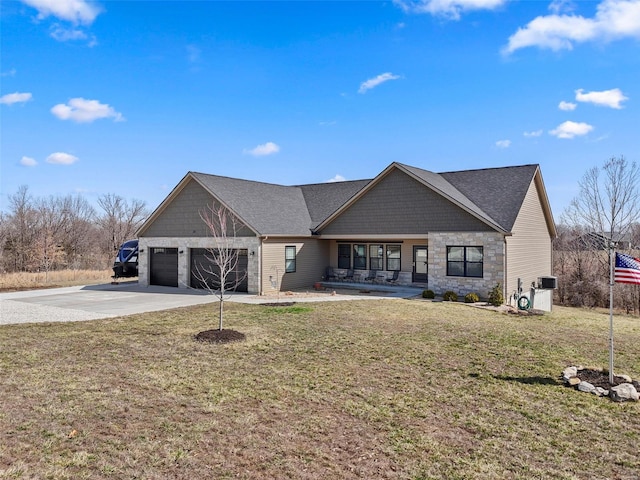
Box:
left=187, top=162, right=541, bottom=236
left=191, top=172, right=313, bottom=236
left=440, top=164, right=539, bottom=231
left=299, top=180, right=371, bottom=227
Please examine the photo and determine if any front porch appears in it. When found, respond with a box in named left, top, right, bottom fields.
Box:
left=316, top=278, right=426, bottom=298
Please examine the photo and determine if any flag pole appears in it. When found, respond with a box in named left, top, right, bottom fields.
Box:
left=609, top=245, right=614, bottom=385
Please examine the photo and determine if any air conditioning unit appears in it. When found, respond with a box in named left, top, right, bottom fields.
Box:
left=539, top=276, right=557, bottom=289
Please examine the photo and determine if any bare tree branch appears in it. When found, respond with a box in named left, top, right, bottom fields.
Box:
left=567, top=156, right=640, bottom=243
left=96, top=194, right=148, bottom=257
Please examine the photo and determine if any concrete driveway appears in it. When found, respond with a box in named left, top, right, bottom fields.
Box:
left=0, top=282, right=226, bottom=325
left=1, top=281, right=422, bottom=326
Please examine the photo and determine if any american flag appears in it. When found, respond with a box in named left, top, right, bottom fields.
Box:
left=615, top=252, right=640, bottom=285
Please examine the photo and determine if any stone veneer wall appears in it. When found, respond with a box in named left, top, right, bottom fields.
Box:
left=138, top=237, right=261, bottom=293
left=428, top=231, right=505, bottom=298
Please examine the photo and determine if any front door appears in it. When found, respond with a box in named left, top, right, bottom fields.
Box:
left=413, top=246, right=428, bottom=283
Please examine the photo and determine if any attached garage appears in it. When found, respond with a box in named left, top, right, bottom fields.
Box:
left=190, top=248, right=248, bottom=292
left=150, top=247, right=178, bottom=287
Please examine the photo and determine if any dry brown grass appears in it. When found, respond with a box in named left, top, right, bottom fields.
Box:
left=0, top=270, right=114, bottom=292
left=1, top=300, right=639, bottom=479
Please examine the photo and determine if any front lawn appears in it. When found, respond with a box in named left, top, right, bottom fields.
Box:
left=1, top=300, right=638, bottom=479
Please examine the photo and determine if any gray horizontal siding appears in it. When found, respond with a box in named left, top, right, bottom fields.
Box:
left=505, top=179, right=553, bottom=296
left=142, top=180, right=255, bottom=238
left=261, top=238, right=329, bottom=293
left=319, top=169, right=493, bottom=236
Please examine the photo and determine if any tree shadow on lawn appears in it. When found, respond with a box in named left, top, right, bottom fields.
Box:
left=469, top=372, right=560, bottom=386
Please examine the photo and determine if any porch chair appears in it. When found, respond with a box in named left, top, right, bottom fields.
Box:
left=386, top=270, right=400, bottom=285
left=344, top=269, right=354, bottom=282
left=364, top=270, right=379, bottom=283
left=325, top=266, right=337, bottom=281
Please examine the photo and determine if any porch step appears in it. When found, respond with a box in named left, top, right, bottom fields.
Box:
left=318, top=281, right=424, bottom=298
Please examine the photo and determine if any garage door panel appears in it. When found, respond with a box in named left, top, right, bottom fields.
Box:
left=150, top=248, right=178, bottom=287
left=190, top=248, right=248, bottom=292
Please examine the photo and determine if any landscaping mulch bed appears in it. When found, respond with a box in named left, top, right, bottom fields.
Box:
left=194, top=329, right=246, bottom=344
left=574, top=368, right=640, bottom=390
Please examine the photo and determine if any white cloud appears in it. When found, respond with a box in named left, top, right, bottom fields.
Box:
left=327, top=174, right=346, bottom=183
left=51, top=98, right=124, bottom=123
left=524, top=130, right=543, bottom=137
left=503, top=0, right=640, bottom=54
left=559, top=100, right=577, bottom=111
left=20, top=156, right=38, bottom=167
left=549, top=120, right=594, bottom=139
left=495, top=139, right=511, bottom=148
left=0, top=92, right=33, bottom=105
left=243, top=142, right=280, bottom=156
left=1, top=69, right=17, bottom=77
left=549, top=0, right=577, bottom=14
left=46, top=152, right=79, bottom=165
left=50, top=25, right=87, bottom=41
left=49, top=24, right=96, bottom=46
left=21, top=0, right=102, bottom=25
left=358, top=72, right=401, bottom=94
left=394, top=0, right=507, bottom=20
left=575, top=88, right=628, bottom=108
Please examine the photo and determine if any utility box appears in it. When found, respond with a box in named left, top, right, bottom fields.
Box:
left=539, top=276, right=557, bottom=289
left=532, top=288, right=553, bottom=312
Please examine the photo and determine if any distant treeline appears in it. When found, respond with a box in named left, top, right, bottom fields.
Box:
left=0, top=185, right=148, bottom=274
left=554, top=223, right=640, bottom=315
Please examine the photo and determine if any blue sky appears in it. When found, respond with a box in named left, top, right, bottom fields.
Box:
left=1, top=0, right=639, bottom=218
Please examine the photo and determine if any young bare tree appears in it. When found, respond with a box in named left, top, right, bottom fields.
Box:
left=194, top=202, right=248, bottom=331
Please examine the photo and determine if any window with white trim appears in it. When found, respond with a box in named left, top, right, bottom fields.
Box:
left=369, top=244, right=383, bottom=270
left=354, top=244, right=366, bottom=269
left=386, top=245, right=401, bottom=271
left=285, top=246, right=296, bottom=273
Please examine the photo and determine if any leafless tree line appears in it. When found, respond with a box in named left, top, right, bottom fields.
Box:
left=554, top=156, right=640, bottom=315
left=0, top=186, right=148, bottom=275
left=554, top=223, right=640, bottom=314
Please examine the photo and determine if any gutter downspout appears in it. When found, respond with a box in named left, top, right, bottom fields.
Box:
left=503, top=235, right=508, bottom=305
left=259, top=236, right=268, bottom=296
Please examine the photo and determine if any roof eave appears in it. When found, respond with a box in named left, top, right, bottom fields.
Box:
left=136, top=172, right=262, bottom=238
left=533, top=166, right=558, bottom=238
left=316, top=162, right=510, bottom=234
left=136, top=172, right=194, bottom=237
left=189, top=174, right=262, bottom=237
